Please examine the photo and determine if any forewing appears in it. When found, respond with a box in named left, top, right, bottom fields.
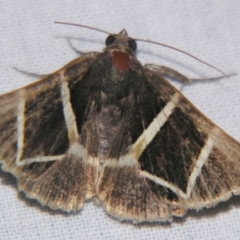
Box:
left=0, top=54, right=99, bottom=211
left=96, top=67, right=240, bottom=222
left=146, top=68, right=240, bottom=210
left=96, top=68, right=181, bottom=222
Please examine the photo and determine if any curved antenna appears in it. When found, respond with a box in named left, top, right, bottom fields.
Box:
left=55, top=21, right=228, bottom=77
left=134, top=38, right=228, bottom=77
left=55, top=21, right=111, bottom=35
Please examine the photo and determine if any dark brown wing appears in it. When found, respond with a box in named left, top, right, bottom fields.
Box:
left=96, top=67, right=240, bottom=222
left=0, top=54, right=99, bottom=211
left=1, top=47, right=240, bottom=222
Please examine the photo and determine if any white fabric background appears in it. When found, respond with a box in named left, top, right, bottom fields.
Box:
left=1, top=1, right=240, bottom=239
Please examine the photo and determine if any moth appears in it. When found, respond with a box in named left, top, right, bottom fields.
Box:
left=0, top=23, right=240, bottom=224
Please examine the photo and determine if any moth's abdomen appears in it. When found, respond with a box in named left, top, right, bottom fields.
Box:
left=97, top=104, right=123, bottom=165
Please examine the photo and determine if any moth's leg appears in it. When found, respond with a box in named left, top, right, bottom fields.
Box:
left=67, top=38, right=98, bottom=56
left=145, top=64, right=236, bottom=84
left=13, top=67, right=47, bottom=79
left=144, top=64, right=191, bottom=83
left=187, top=73, right=237, bottom=83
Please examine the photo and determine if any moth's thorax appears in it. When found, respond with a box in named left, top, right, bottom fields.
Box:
left=97, top=49, right=140, bottom=102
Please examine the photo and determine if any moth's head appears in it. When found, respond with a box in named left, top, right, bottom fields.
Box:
left=105, top=29, right=137, bottom=53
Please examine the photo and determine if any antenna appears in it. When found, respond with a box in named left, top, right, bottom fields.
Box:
left=55, top=21, right=229, bottom=77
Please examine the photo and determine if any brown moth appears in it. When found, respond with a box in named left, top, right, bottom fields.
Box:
left=0, top=24, right=240, bottom=223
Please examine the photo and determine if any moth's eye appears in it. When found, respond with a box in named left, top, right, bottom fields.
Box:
left=106, top=35, right=116, bottom=46
left=128, top=40, right=137, bottom=52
